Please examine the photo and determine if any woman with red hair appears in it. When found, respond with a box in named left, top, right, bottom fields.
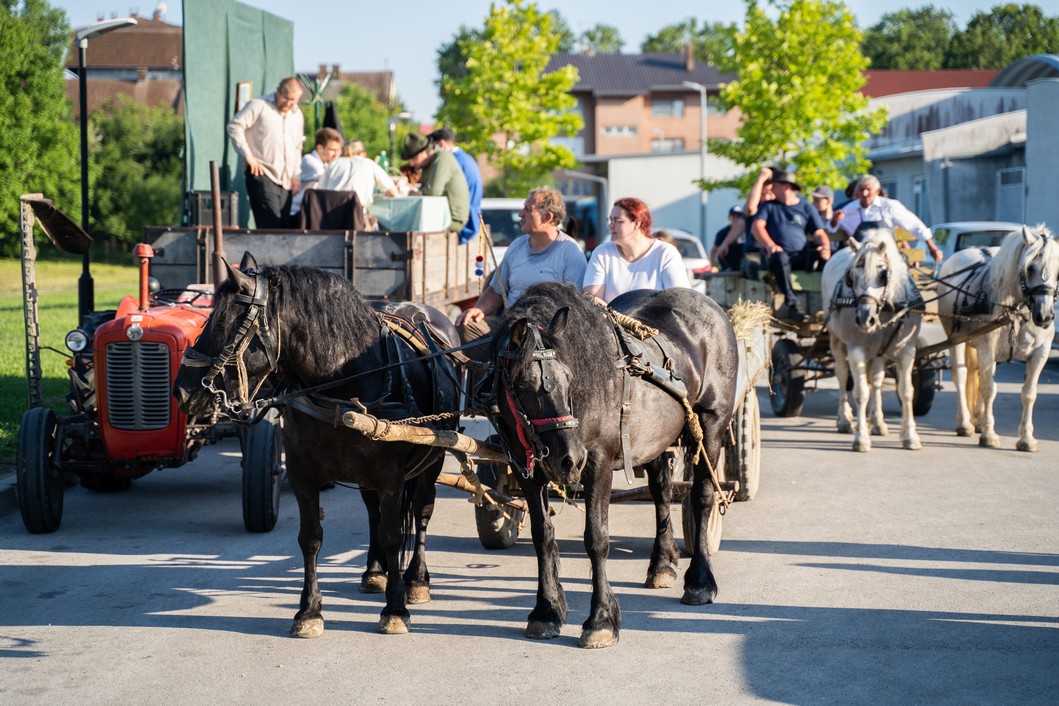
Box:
left=583, top=197, right=690, bottom=303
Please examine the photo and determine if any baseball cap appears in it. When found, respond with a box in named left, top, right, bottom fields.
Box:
left=728, top=205, right=744, bottom=217
left=811, top=185, right=834, bottom=201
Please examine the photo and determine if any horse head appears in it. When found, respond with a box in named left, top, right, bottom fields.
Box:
left=173, top=251, right=280, bottom=419
left=1018, top=224, right=1058, bottom=328
left=498, top=307, right=588, bottom=486
left=845, top=234, right=895, bottom=334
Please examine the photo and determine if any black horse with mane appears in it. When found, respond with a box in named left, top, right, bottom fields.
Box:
left=173, top=253, right=461, bottom=638
left=490, top=282, right=738, bottom=648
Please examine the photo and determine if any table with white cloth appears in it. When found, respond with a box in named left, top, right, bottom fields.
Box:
left=369, top=196, right=452, bottom=232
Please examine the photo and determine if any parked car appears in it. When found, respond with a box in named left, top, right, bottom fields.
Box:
left=653, top=227, right=712, bottom=294
left=480, top=197, right=590, bottom=266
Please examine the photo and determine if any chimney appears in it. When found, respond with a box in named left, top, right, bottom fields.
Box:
left=318, top=63, right=327, bottom=79
left=154, top=1, right=167, bottom=21
left=130, top=7, right=139, bottom=18
left=685, top=43, right=695, bottom=72
left=137, top=66, right=147, bottom=82
left=331, top=64, right=341, bottom=76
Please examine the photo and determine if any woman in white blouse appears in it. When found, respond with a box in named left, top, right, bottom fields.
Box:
left=583, top=197, right=690, bottom=303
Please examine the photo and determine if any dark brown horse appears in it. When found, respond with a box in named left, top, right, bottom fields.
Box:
left=490, top=282, right=738, bottom=648
left=173, top=252, right=461, bottom=637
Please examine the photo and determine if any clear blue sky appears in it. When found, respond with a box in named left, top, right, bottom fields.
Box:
left=55, top=0, right=1059, bottom=121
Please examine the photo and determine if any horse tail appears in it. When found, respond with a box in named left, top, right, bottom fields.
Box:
left=399, top=475, right=418, bottom=571
left=965, top=345, right=981, bottom=427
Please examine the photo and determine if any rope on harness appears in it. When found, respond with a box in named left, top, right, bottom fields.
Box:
left=680, top=397, right=730, bottom=511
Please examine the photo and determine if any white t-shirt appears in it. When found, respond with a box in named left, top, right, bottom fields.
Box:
left=317, top=156, right=397, bottom=206
left=583, top=239, right=691, bottom=303
left=490, top=232, right=587, bottom=306
left=837, top=196, right=933, bottom=241
left=290, top=150, right=325, bottom=215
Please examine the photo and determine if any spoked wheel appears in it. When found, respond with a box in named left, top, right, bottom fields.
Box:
left=911, top=365, right=937, bottom=417
left=770, top=338, right=806, bottom=417
left=474, top=436, right=523, bottom=549
left=681, top=447, right=724, bottom=557
left=728, top=390, right=761, bottom=501
left=16, top=408, right=63, bottom=534
left=242, top=407, right=284, bottom=533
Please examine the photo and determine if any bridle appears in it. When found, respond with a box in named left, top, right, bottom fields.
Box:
left=180, top=269, right=280, bottom=419
left=843, top=255, right=891, bottom=313
left=496, top=324, right=579, bottom=477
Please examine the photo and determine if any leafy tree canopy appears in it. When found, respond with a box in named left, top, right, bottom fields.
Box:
left=578, top=23, right=623, bottom=53
left=302, top=83, right=413, bottom=166
left=641, top=18, right=735, bottom=66
left=944, top=3, right=1059, bottom=68
left=861, top=5, right=958, bottom=69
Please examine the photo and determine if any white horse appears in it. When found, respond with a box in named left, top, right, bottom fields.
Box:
left=938, top=224, right=1058, bottom=451
left=822, top=226, right=924, bottom=452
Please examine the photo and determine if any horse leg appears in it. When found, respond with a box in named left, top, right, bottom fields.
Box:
left=950, top=343, right=975, bottom=437
left=1016, top=344, right=1047, bottom=452
left=580, top=460, right=620, bottom=649
left=289, top=479, right=325, bottom=638
left=376, top=484, right=412, bottom=634
left=521, top=477, right=567, bottom=640
left=403, top=456, right=444, bottom=604
left=682, top=412, right=722, bottom=605
left=975, top=343, right=1001, bottom=448
left=868, top=358, right=889, bottom=437
left=895, top=349, right=921, bottom=450
left=849, top=349, right=871, bottom=452
left=833, top=341, right=854, bottom=434
left=643, top=455, right=680, bottom=589
left=358, top=488, right=387, bottom=594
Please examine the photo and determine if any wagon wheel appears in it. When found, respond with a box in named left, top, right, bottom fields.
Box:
left=728, top=389, right=761, bottom=502
left=475, top=435, right=523, bottom=549
left=681, top=447, right=724, bottom=557
left=769, top=338, right=806, bottom=417
left=16, top=407, right=64, bottom=534
left=242, top=407, right=284, bottom=533
left=911, top=365, right=937, bottom=417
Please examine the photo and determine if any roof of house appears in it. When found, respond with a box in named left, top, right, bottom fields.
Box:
left=861, top=69, right=999, bottom=97
left=65, top=78, right=184, bottom=118
left=545, top=52, right=734, bottom=95
left=65, top=16, right=182, bottom=72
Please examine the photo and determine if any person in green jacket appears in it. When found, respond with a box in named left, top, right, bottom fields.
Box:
left=400, top=132, right=470, bottom=234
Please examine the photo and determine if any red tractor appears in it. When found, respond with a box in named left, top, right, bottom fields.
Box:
left=15, top=195, right=282, bottom=534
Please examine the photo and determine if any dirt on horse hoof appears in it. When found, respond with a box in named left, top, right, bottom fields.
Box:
left=902, top=438, right=922, bottom=450
left=578, top=628, right=618, bottom=649
left=406, top=584, right=431, bottom=604
left=1016, top=438, right=1039, bottom=452
left=289, top=618, right=324, bottom=638
left=376, top=615, right=410, bottom=635
left=852, top=439, right=870, bottom=453
left=681, top=587, right=716, bottom=605
left=360, top=574, right=387, bottom=594
left=644, top=569, right=676, bottom=589
left=979, top=434, right=1001, bottom=448
left=525, top=621, right=561, bottom=640
left=956, top=426, right=974, bottom=437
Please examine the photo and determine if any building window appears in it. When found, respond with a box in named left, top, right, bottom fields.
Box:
left=912, top=175, right=931, bottom=225
left=551, top=136, right=585, bottom=159
left=650, top=138, right=685, bottom=153
left=652, top=97, right=685, bottom=117
left=880, top=178, right=898, bottom=201
left=996, top=167, right=1025, bottom=222
left=602, top=125, right=637, bottom=137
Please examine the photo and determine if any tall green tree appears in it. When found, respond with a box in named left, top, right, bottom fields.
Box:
left=944, top=3, right=1059, bottom=68
left=0, top=0, right=80, bottom=257
left=578, top=23, right=623, bottom=53
left=708, top=0, right=887, bottom=192
left=90, top=96, right=183, bottom=247
left=641, top=18, right=735, bottom=66
left=861, top=6, right=958, bottom=69
left=436, top=0, right=583, bottom=196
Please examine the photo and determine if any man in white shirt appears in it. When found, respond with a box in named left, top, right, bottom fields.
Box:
left=290, top=127, right=343, bottom=218
left=317, top=140, right=399, bottom=207
left=226, top=77, right=305, bottom=228
left=836, top=174, right=944, bottom=263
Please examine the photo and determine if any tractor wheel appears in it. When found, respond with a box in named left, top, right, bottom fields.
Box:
left=769, top=338, right=806, bottom=417
left=242, top=408, right=284, bottom=533
left=729, top=390, right=762, bottom=502
left=474, top=437, right=523, bottom=549
left=912, top=366, right=937, bottom=417
left=16, top=408, right=63, bottom=534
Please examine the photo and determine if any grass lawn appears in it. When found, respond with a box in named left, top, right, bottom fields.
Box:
left=0, top=255, right=138, bottom=467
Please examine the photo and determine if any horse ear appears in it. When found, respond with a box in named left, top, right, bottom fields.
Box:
left=239, top=251, right=259, bottom=271
left=548, top=307, right=569, bottom=336
left=847, top=238, right=861, bottom=252
left=875, top=239, right=887, bottom=254
left=510, top=318, right=530, bottom=348
left=223, top=256, right=254, bottom=293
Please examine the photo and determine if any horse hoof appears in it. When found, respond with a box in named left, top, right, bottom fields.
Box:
left=852, top=439, right=870, bottom=453
left=578, top=628, right=618, bottom=649
left=645, top=570, right=677, bottom=589
left=360, top=574, right=387, bottom=594
left=1016, top=438, right=1039, bottom=453
left=406, top=584, right=431, bottom=605
left=680, top=587, right=716, bottom=605
left=979, top=434, right=1001, bottom=448
left=289, top=618, right=324, bottom=639
left=376, top=615, right=410, bottom=635
left=902, top=438, right=922, bottom=451
left=836, top=419, right=853, bottom=434
left=871, top=424, right=889, bottom=437
left=956, top=426, right=973, bottom=437
left=525, top=620, right=562, bottom=640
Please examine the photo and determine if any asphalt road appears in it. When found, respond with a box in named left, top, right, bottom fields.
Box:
left=1, top=356, right=1057, bottom=705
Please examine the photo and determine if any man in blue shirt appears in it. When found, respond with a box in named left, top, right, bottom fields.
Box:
left=431, top=128, right=482, bottom=244
left=751, top=171, right=831, bottom=321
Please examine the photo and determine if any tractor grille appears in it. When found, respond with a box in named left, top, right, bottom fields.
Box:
left=105, top=341, right=172, bottom=430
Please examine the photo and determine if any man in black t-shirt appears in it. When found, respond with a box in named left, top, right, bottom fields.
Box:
left=750, top=171, right=831, bottom=321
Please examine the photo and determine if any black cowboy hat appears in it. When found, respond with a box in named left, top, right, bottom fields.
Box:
left=767, top=170, right=802, bottom=191
left=400, top=132, right=430, bottom=160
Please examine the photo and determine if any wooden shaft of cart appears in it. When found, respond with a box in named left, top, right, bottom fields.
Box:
left=341, top=411, right=510, bottom=463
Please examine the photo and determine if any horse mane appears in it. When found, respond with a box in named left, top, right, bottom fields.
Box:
left=855, top=227, right=909, bottom=304
left=500, top=282, right=615, bottom=406
left=990, top=224, right=1056, bottom=306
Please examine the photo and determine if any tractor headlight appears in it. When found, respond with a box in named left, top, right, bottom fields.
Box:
left=126, top=324, right=144, bottom=342
left=65, top=329, right=89, bottom=352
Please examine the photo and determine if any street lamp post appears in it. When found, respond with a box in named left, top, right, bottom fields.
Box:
left=682, top=80, right=709, bottom=242
left=387, top=111, right=413, bottom=170
left=75, top=17, right=137, bottom=324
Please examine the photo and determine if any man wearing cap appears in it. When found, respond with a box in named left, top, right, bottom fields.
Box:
left=711, top=205, right=745, bottom=271
left=430, top=128, right=483, bottom=244
left=810, top=185, right=838, bottom=234
left=400, top=132, right=470, bottom=235
left=835, top=174, right=943, bottom=263
left=751, top=170, right=831, bottom=322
